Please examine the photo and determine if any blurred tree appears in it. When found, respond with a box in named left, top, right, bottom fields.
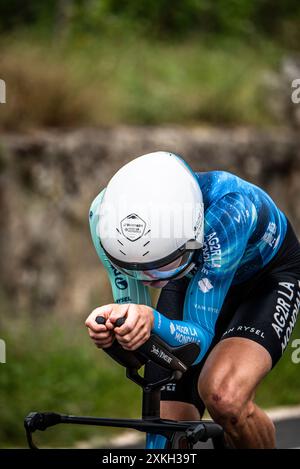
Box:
left=54, top=0, right=74, bottom=38
left=0, top=0, right=299, bottom=43
left=104, top=0, right=254, bottom=36
left=255, top=0, right=300, bottom=34
left=101, top=0, right=300, bottom=39
left=0, top=0, right=54, bottom=32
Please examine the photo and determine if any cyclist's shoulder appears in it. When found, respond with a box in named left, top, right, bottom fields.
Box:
left=89, top=188, right=106, bottom=222
left=195, top=170, right=255, bottom=208
left=195, top=169, right=238, bottom=186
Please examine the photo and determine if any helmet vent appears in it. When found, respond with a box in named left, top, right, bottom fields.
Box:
left=143, top=241, right=150, bottom=247
left=116, top=227, right=121, bottom=234
left=144, top=229, right=151, bottom=236
left=117, top=240, right=124, bottom=246
left=142, top=251, right=150, bottom=256
left=119, top=250, right=126, bottom=256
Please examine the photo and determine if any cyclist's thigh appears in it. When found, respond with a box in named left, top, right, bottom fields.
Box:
left=198, top=336, right=272, bottom=403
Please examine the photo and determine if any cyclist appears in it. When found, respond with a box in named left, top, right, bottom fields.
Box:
left=86, top=151, right=300, bottom=448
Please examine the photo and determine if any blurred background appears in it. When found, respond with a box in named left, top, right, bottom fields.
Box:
left=0, top=0, right=300, bottom=448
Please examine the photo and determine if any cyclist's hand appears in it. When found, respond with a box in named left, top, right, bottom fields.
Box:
left=85, top=305, right=116, bottom=349
left=112, top=304, right=154, bottom=351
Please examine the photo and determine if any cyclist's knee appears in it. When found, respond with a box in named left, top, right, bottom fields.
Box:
left=198, top=376, right=254, bottom=433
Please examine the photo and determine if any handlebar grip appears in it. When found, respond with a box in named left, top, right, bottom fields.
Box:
left=115, top=317, right=126, bottom=327
left=95, top=316, right=106, bottom=325
left=95, top=316, right=126, bottom=327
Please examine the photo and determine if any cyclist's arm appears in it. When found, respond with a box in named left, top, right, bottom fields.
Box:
left=89, top=189, right=152, bottom=307
left=152, top=193, right=257, bottom=364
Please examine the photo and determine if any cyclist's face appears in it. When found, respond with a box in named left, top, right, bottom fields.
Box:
left=113, top=252, right=193, bottom=284
left=142, top=279, right=169, bottom=288
left=141, top=257, right=183, bottom=288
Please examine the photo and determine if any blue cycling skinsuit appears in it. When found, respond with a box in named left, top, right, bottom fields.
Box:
left=89, top=170, right=300, bottom=448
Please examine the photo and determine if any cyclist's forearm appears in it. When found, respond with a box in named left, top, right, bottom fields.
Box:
left=152, top=309, right=213, bottom=364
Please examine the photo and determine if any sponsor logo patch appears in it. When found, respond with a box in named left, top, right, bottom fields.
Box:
left=198, top=278, right=213, bottom=293
left=202, top=232, right=222, bottom=268
left=170, top=322, right=175, bottom=335
left=111, top=265, right=128, bottom=290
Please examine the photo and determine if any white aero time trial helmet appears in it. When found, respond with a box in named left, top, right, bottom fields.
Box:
left=98, top=151, right=204, bottom=281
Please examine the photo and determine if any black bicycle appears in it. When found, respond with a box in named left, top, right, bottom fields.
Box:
left=24, top=316, right=225, bottom=449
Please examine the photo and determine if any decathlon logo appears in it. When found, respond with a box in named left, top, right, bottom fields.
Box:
left=198, top=278, right=213, bottom=293
left=0, top=79, right=6, bottom=104
left=0, top=339, right=6, bottom=363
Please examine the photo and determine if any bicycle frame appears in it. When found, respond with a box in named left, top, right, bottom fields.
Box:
left=24, top=364, right=223, bottom=449
left=24, top=329, right=224, bottom=449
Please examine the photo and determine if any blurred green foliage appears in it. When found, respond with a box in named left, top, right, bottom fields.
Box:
left=0, top=310, right=299, bottom=447
left=0, top=1, right=299, bottom=128
left=0, top=312, right=142, bottom=448
left=0, top=35, right=283, bottom=129
left=0, top=0, right=299, bottom=45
